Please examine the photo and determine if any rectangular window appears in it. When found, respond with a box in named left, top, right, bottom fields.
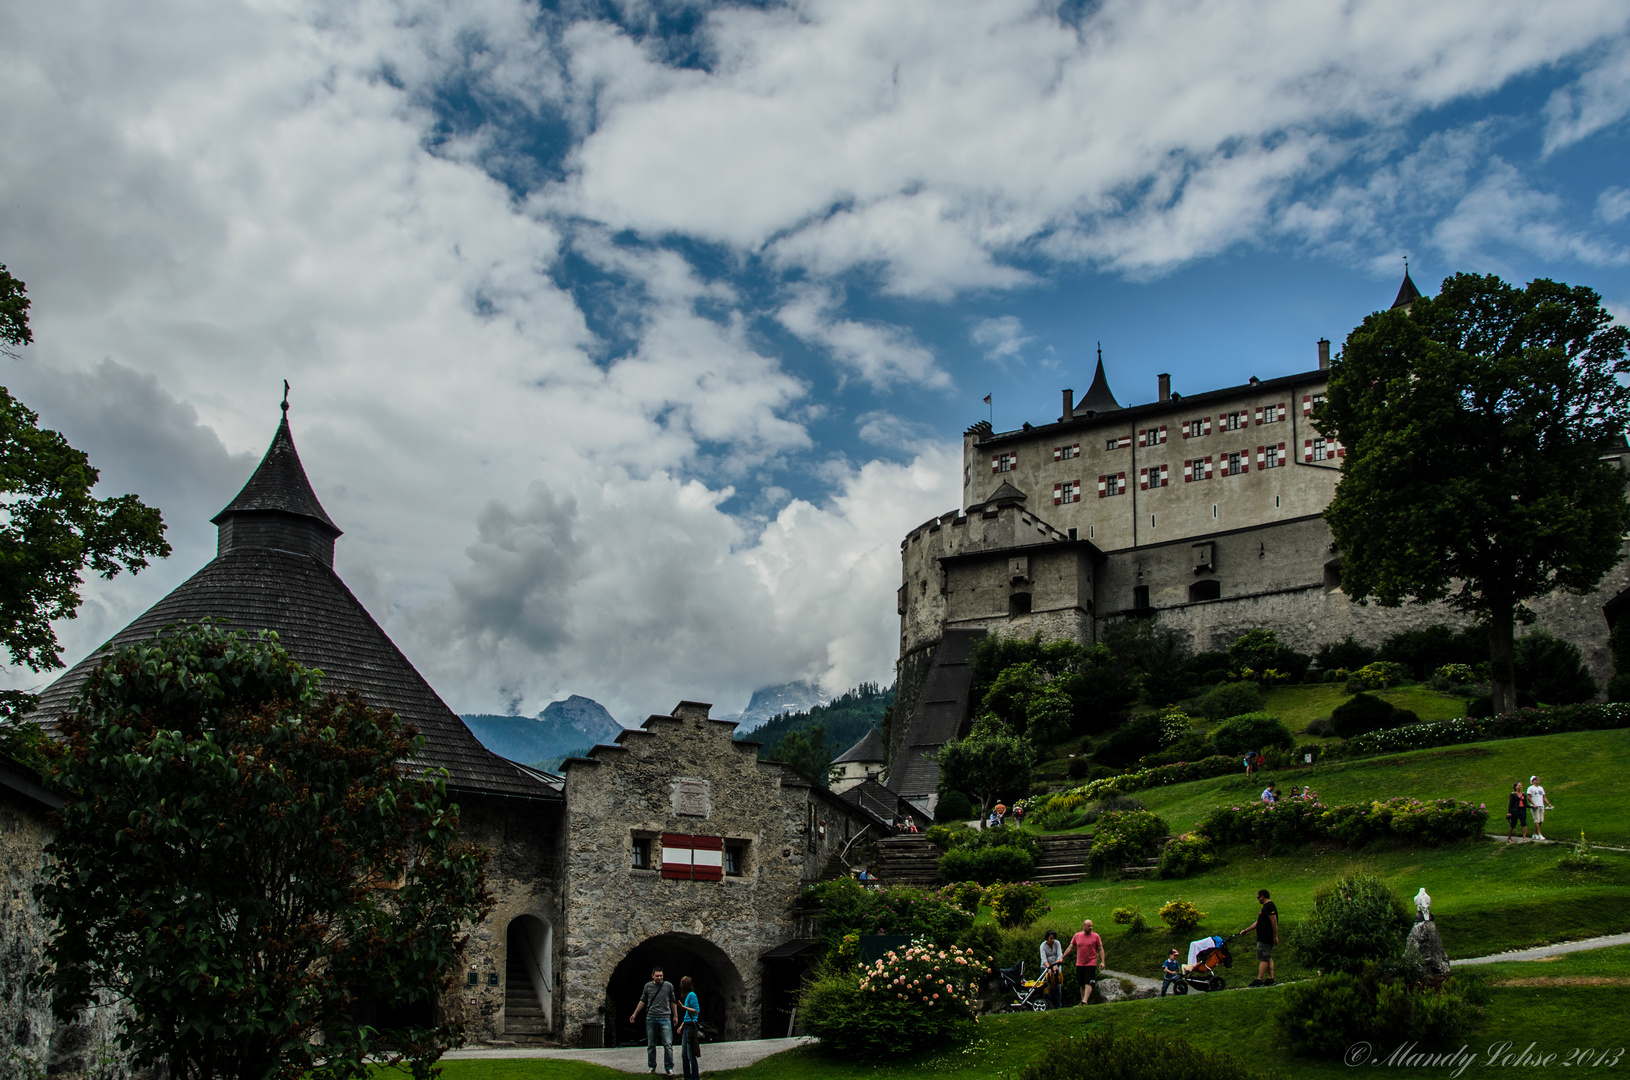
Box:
left=1139, top=465, right=1169, bottom=489
left=1181, top=416, right=1212, bottom=438
left=1138, top=426, right=1168, bottom=447
left=992, top=451, right=1018, bottom=473
left=1313, top=438, right=1328, bottom=461
left=1303, top=393, right=1326, bottom=417
left=632, top=837, right=652, bottom=870
left=1256, top=402, right=1286, bottom=424
left=1053, top=480, right=1082, bottom=505
left=1221, top=410, right=1248, bottom=431
left=725, top=843, right=746, bottom=877
left=1223, top=451, right=1242, bottom=475
left=1183, top=457, right=1214, bottom=482
left=1053, top=443, right=1080, bottom=461
left=1105, top=435, right=1131, bottom=451
left=1097, top=473, right=1126, bottom=498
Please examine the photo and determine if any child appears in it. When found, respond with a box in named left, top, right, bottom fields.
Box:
left=1160, top=949, right=1182, bottom=997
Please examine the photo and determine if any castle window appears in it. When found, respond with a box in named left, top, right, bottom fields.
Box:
left=1009, top=592, right=1032, bottom=617
left=632, top=837, right=653, bottom=870
left=1313, top=438, right=1328, bottom=461
left=1138, top=426, right=1168, bottom=447
left=1054, top=480, right=1082, bottom=505
left=1054, top=443, right=1080, bottom=460
left=1224, top=452, right=1244, bottom=476
left=1139, top=465, right=1169, bottom=490
left=1303, top=393, right=1326, bottom=417
left=1105, top=435, right=1131, bottom=451
left=1189, top=580, right=1221, bottom=603
left=725, top=842, right=747, bottom=877
left=1181, top=416, right=1212, bottom=438
left=1183, top=457, right=1213, bottom=482
left=1097, top=473, right=1126, bottom=498
left=992, top=451, right=1018, bottom=473
left=1257, top=402, right=1286, bottom=424
left=1221, top=411, right=1248, bottom=431
left=1132, top=585, right=1150, bottom=610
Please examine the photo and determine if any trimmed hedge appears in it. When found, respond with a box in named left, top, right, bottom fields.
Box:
left=1323, top=701, right=1630, bottom=759
left=1196, top=796, right=1487, bottom=852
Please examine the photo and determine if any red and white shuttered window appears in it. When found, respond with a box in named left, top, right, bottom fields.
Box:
left=1255, top=403, right=1287, bottom=425
left=1053, top=444, right=1081, bottom=461
left=992, top=451, right=1018, bottom=473
left=1180, top=417, right=1212, bottom=438
left=1183, top=457, right=1214, bottom=482
left=1097, top=473, right=1127, bottom=498
left=1054, top=480, right=1082, bottom=505
left=661, top=834, right=724, bottom=881
left=1138, top=426, right=1168, bottom=447
left=1256, top=443, right=1287, bottom=469
left=1219, top=410, right=1249, bottom=432
left=1139, top=465, right=1169, bottom=489
left=1302, top=438, right=1345, bottom=462
left=1302, top=393, right=1326, bottom=417
left=1220, top=450, right=1249, bottom=476
left=1105, top=435, right=1132, bottom=451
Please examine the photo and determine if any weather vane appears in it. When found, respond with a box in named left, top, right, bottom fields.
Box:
left=281, top=380, right=290, bottom=415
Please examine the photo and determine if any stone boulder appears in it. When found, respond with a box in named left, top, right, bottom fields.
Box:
left=1407, top=920, right=1452, bottom=978
left=1092, top=978, right=1129, bottom=1004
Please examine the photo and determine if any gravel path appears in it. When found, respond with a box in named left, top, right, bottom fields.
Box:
left=443, top=1037, right=812, bottom=1071
left=1456, top=932, right=1630, bottom=966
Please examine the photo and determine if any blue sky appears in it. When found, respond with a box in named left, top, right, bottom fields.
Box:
left=2, top=0, right=1628, bottom=721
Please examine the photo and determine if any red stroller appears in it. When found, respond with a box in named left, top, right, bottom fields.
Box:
left=1171, top=935, right=1235, bottom=994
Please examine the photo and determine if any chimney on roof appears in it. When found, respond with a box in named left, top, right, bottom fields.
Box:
left=1062, top=388, right=1074, bottom=421
left=1318, top=339, right=1331, bottom=370
left=1158, top=373, right=1171, bottom=402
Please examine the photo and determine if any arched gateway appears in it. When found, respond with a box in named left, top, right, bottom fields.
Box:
left=605, top=933, right=743, bottom=1045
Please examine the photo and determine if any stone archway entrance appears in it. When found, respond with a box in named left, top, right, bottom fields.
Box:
left=504, top=915, right=553, bottom=1036
left=605, top=933, right=745, bottom=1045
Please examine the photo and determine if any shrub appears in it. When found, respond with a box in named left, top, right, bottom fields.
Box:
left=1323, top=700, right=1630, bottom=759
left=1515, top=629, right=1597, bottom=705
left=984, top=882, right=1051, bottom=929
left=1157, top=898, right=1207, bottom=934
left=1111, top=907, right=1149, bottom=933
left=1275, top=965, right=1487, bottom=1058
left=1196, top=796, right=1486, bottom=852
left=1557, top=832, right=1605, bottom=873
left=1227, top=628, right=1312, bottom=683
left=804, top=878, right=974, bottom=949
left=1087, top=809, right=1169, bottom=876
left=1303, top=716, right=1335, bottom=737
left=1194, top=681, right=1266, bottom=720
left=1289, top=874, right=1413, bottom=975
left=1343, top=660, right=1410, bottom=693
left=938, top=845, right=1035, bottom=885
left=1330, top=692, right=1398, bottom=739
left=802, top=943, right=981, bottom=1057
left=1016, top=1030, right=1270, bottom=1080
left=927, top=823, right=1040, bottom=856
left=938, top=880, right=985, bottom=912
left=1094, top=713, right=1168, bottom=767
left=1137, top=730, right=1214, bottom=769
left=1381, top=624, right=1487, bottom=680
left=1465, top=691, right=1537, bottom=718
left=1315, top=636, right=1378, bottom=674
left=1434, top=663, right=1476, bottom=684
left=1067, top=757, right=1092, bottom=779
left=936, top=790, right=974, bottom=822
left=1157, top=834, right=1215, bottom=879
left=1208, top=712, right=1294, bottom=757
left=1031, top=802, right=1094, bottom=831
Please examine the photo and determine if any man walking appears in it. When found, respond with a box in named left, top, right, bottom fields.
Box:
left=630, top=966, right=677, bottom=1074
left=1238, top=889, right=1279, bottom=987
left=1062, top=918, right=1105, bottom=1004
left=1527, top=775, right=1553, bottom=841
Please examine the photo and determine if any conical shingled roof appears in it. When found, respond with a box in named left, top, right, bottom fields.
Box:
left=834, top=726, right=885, bottom=764
left=36, top=412, right=559, bottom=803
left=1392, top=270, right=1422, bottom=310
left=212, top=414, right=340, bottom=534
left=1075, top=356, right=1121, bottom=414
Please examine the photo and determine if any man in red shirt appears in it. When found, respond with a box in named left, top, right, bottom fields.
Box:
left=1061, top=918, right=1105, bottom=1004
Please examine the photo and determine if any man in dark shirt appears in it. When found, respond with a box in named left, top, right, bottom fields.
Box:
left=630, top=966, right=677, bottom=1074
left=1238, top=889, right=1280, bottom=987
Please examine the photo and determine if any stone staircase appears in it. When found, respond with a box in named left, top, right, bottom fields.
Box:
left=1118, top=835, right=1177, bottom=879
left=1030, top=834, right=1094, bottom=886
left=502, top=949, right=552, bottom=1042
left=874, top=834, right=942, bottom=885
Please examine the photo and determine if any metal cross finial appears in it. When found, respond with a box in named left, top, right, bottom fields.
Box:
left=281, top=380, right=290, bottom=415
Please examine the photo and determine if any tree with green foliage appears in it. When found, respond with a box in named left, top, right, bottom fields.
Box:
left=1320, top=273, right=1630, bottom=714
left=936, top=727, right=1033, bottom=815
left=0, top=262, right=169, bottom=676
left=769, top=720, right=838, bottom=786
left=37, top=622, right=492, bottom=1080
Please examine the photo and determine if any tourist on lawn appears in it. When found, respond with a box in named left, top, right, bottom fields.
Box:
left=1160, top=948, right=1183, bottom=997
left=1506, top=781, right=1529, bottom=841
left=1260, top=783, right=1277, bottom=804
left=678, top=975, right=701, bottom=1080
left=1242, top=751, right=1254, bottom=775
left=1013, top=803, right=1026, bottom=827
left=630, top=966, right=677, bottom=1075
left=1238, top=889, right=1280, bottom=987
left=1039, top=929, right=1065, bottom=1009
left=1062, top=918, right=1105, bottom=1004
left=1527, top=775, right=1554, bottom=841
left=994, top=800, right=1008, bottom=825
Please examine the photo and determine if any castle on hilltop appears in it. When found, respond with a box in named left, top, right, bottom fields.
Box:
left=886, top=273, right=1630, bottom=810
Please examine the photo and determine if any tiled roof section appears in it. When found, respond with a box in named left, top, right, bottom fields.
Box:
left=212, top=417, right=340, bottom=534
left=833, top=727, right=885, bottom=765
left=838, top=778, right=914, bottom=825
left=34, top=546, right=560, bottom=802
left=1392, top=270, right=1423, bottom=310
left=1074, top=356, right=1121, bottom=414
left=980, top=481, right=1027, bottom=506
left=886, top=628, right=984, bottom=799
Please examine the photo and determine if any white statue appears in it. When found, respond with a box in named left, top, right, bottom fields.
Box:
left=1414, top=887, right=1432, bottom=922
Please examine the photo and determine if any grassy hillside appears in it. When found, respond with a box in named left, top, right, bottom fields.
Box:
left=1258, top=681, right=1470, bottom=734
left=738, top=682, right=893, bottom=761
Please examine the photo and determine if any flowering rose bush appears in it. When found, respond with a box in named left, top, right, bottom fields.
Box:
left=1196, top=796, right=1487, bottom=852
left=801, top=943, right=983, bottom=1057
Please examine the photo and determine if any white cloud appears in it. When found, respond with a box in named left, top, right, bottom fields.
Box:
left=1544, top=34, right=1630, bottom=153
left=855, top=410, right=935, bottom=452
left=1433, top=161, right=1628, bottom=269
left=970, top=315, right=1034, bottom=366
left=1598, top=187, right=1630, bottom=224
left=775, top=284, right=948, bottom=389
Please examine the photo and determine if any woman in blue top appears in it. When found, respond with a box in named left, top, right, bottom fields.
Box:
left=678, top=976, right=701, bottom=1080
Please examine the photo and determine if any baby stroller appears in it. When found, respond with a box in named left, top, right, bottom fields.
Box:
left=1171, top=935, right=1235, bottom=994
left=997, top=961, right=1057, bottom=1012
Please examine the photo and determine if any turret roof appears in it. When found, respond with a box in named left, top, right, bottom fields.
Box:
left=211, top=413, right=339, bottom=534
left=834, top=726, right=885, bottom=764
left=1075, top=354, right=1122, bottom=414
left=1392, top=269, right=1423, bottom=310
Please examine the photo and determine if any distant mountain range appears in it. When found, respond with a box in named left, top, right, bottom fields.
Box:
left=740, top=682, right=894, bottom=762
left=722, top=681, right=831, bottom=732
left=461, top=695, right=624, bottom=772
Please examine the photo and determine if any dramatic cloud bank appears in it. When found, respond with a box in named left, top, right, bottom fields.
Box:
left=2, top=0, right=1626, bottom=719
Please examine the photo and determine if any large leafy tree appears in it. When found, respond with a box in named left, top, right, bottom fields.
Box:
left=935, top=725, right=1033, bottom=815
left=38, top=622, right=493, bottom=1080
left=1319, top=273, right=1630, bottom=713
left=770, top=720, right=839, bottom=786
left=0, top=262, right=169, bottom=675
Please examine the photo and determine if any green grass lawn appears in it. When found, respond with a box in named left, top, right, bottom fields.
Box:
left=1259, top=681, right=1470, bottom=735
